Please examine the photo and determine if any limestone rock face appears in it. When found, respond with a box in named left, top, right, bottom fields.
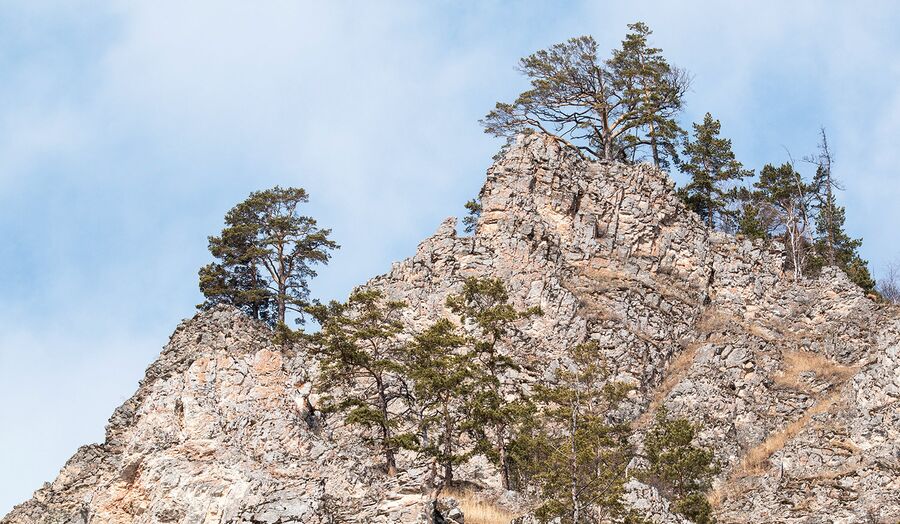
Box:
left=4, top=135, right=899, bottom=523
left=3, top=309, right=425, bottom=524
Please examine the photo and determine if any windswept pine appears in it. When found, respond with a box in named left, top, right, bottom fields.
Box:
left=198, top=186, right=338, bottom=327
left=482, top=24, right=689, bottom=165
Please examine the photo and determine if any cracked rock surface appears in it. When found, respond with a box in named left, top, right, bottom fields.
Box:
left=4, top=135, right=898, bottom=523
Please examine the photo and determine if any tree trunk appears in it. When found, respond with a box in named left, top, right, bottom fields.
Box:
left=786, top=206, right=803, bottom=280
left=442, top=402, right=453, bottom=486
left=498, top=430, right=510, bottom=490
left=385, top=446, right=397, bottom=477
left=377, top=377, right=397, bottom=476
left=601, top=107, right=613, bottom=161
left=277, top=284, right=286, bottom=324
left=826, top=183, right=836, bottom=266
left=821, top=129, right=836, bottom=266
left=250, top=265, right=261, bottom=320
left=276, top=241, right=287, bottom=323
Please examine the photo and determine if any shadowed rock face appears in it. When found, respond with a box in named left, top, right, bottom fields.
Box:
left=4, top=135, right=898, bottom=524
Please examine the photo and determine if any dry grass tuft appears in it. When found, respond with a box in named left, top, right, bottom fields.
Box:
left=443, top=489, right=519, bottom=524
left=709, top=369, right=860, bottom=509
left=738, top=391, right=841, bottom=475
left=709, top=388, right=848, bottom=508
left=774, top=351, right=857, bottom=390
left=633, top=341, right=702, bottom=430
left=695, top=309, right=735, bottom=335
left=706, top=485, right=728, bottom=509
left=797, top=463, right=860, bottom=482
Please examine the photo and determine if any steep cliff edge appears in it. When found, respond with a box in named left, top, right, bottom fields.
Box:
left=5, top=135, right=898, bottom=523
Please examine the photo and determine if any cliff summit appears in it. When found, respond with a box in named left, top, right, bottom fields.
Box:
left=5, top=135, right=899, bottom=523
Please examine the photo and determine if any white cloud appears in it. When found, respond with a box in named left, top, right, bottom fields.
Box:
left=3, top=0, right=900, bottom=514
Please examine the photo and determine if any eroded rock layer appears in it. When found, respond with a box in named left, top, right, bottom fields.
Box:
left=5, top=135, right=898, bottom=523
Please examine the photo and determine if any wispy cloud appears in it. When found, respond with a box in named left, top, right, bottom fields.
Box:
left=2, top=1, right=900, bottom=513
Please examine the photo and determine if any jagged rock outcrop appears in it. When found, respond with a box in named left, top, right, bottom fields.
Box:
left=3, top=309, right=429, bottom=524
left=5, top=135, right=898, bottom=523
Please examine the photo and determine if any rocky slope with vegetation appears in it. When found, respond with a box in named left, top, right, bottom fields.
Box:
left=4, top=135, right=898, bottom=524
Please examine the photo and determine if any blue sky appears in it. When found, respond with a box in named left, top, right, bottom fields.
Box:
left=2, top=1, right=899, bottom=514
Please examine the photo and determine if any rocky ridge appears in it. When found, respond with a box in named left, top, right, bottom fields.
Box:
left=4, top=134, right=898, bottom=523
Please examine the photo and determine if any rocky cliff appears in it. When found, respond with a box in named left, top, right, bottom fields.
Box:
left=4, top=135, right=899, bottom=523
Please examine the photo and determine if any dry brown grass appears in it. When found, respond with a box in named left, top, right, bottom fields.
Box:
left=709, top=349, right=861, bottom=509
left=738, top=390, right=842, bottom=475
left=694, top=307, right=781, bottom=342
left=633, top=340, right=703, bottom=430
left=694, top=309, right=734, bottom=335
left=774, top=350, right=857, bottom=390
left=706, top=484, right=728, bottom=509
left=796, top=463, right=861, bottom=482
left=443, top=489, right=519, bottom=524
left=571, top=263, right=700, bottom=308
left=708, top=387, right=848, bottom=508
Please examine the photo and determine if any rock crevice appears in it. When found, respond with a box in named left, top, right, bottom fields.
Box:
left=5, top=134, right=898, bottom=523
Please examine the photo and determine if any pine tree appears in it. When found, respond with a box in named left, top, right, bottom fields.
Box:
left=806, top=129, right=875, bottom=292
left=406, top=319, right=474, bottom=487
left=807, top=129, right=839, bottom=266
left=841, top=254, right=876, bottom=294
left=515, top=343, right=633, bottom=523
left=198, top=187, right=338, bottom=326
left=462, top=198, right=482, bottom=234
left=679, top=113, right=750, bottom=229
left=482, top=23, right=688, bottom=163
left=446, top=277, right=540, bottom=490
left=733, top=187, right=771, bottom=240
left=609, top=22, right=689, bottom=168
left=198, top=225, right=274, bottom=323
left=311, top=289, right=413, bottom=476
left=642, top=409, right=718, bottom=524
left=810, top=187, right=874, bottom=290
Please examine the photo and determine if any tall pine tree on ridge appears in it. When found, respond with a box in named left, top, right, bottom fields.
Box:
left=678, top=113, right=750, bottom=230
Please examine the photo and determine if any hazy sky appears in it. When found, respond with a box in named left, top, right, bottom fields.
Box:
left=2, top=1, right=899, bottom=514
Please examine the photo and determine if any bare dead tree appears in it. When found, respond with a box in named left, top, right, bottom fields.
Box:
left=877, top=260, right=900, bottom=304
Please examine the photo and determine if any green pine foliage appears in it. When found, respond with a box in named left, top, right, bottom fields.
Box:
left=446, top=277, right=541, bottom=490
left=751, top=162, right=813, bottom=278
left=310, top=289, right=413, bottom=476
left=300, top=276, right=725, bottom=518
left=482, top=23, right=689, bottom=165
left=811, top=189, right=875, bottom=292
left=734, top=188, right=771, bottom=241
left=463, top=198, right=482, bottom=234
left=678, top=113, right=751, bottom=230
left=725, top=128, right=874, bottom=292
left=405, top=318, right=474, bottom=486
left=478, top=24, right=875, bottom=294
left=198, top=225, right=274, bottom=323
left=806, top=130, right=876, bottom=292
left=198, top=186, right=338, bottom=326
left=186, top=26, right=888, bottom=518
left=642, top=409, right=718, bottom=524
left=609, top=22, right=689, bottom=168
left=515, top=343, right=633, bottom=523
